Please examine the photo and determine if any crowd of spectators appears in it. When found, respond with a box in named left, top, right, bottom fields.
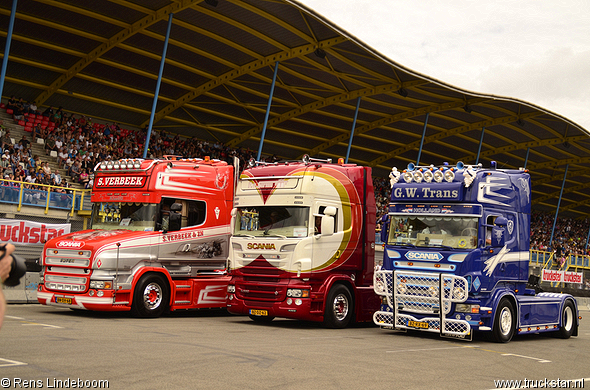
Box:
left=531, top=211, right=590, bottom=256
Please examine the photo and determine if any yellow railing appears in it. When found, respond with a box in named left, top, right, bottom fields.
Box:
left=530, top=249, right=590, bottom=271
left=1, top=179, right=91, bottom=216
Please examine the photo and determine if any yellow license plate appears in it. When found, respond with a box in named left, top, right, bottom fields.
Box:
left=55, top=297, right=73, bottom=305
left=249, top=309, right=268, bottom=316
left=408, top=320, right=429, bottom=329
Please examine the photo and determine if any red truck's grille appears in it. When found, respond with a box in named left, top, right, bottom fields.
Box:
left=236, top=282, right=285, bottom=301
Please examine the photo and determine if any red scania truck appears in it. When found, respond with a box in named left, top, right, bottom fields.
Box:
left=226, top=156, right=380, bottom=328
left=37, top=157, right=234, bottom=317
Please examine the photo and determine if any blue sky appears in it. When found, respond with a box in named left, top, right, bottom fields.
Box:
left=298, top=0, right=590, bottom=132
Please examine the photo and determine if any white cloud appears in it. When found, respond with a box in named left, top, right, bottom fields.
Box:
left=298, top=0, right=590, bottom=129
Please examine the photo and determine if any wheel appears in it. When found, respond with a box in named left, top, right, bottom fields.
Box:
left=557, top=300, right=576, bottom=339
left=492, top=299, right=516, bottom=343
left=248, top=315, right=275, bottom=323
left=131, top=274, right=169, bottom=318
left=324, top=284, right=353, bottom=329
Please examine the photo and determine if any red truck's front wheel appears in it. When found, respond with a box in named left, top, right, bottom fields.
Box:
left=132, top=274, right=170, bottom=318
left=324, top=285, right=353, bottom=328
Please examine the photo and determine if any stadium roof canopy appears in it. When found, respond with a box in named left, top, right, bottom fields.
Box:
left=1, top=0, right=590, bottom=219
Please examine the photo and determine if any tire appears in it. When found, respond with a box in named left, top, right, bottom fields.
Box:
left=131, top=274, right=169, bottom=318
left=248, top=315, right=275, bottom=323
left=557, top=300, right=576, bottom=339
left=324, top=284, right=353, bottom=329
left=492, top=299, right=516, bottom=343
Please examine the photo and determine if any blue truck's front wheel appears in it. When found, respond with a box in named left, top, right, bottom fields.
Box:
left=492, top=299, right=516, bottom=343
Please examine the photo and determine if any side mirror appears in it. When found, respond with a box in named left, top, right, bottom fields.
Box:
left=321, top=214, right=334, bottom=236
left=168, top=211, right=182, bottom=232
left=490, top=226, right=506, bottom=248
left=380, top=215, right=390, bottom=244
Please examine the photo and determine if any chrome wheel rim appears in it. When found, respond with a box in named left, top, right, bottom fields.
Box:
left=143, top=282, right=163, bottom=310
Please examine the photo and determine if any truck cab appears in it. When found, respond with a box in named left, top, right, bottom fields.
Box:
left=226, top=156, right=379, bottom=328
left=37, top=157, right=233, bottom=317
left=374, top=162, right=579, bottom=342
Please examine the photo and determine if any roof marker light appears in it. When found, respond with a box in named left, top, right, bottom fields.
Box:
left=402, top=170, right=413, bottom=183
left=433, top=169, right=444, bottom=183
left=444, top=168, right=455, bottom=182
left=423, top=168, right=434, bottom=183
left=412, top=170, right=424, bottom=183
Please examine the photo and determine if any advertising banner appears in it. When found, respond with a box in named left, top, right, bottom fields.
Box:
left=541, top=269, right=583, bottom=284
left=0, top=219, right=71, bottom=245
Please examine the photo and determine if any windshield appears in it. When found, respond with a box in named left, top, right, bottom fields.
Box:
left=91, top=202, right=158, bottom=232
left=234, top=206, right=310, bottom=238
left=388, top=215, right=478, bottom=249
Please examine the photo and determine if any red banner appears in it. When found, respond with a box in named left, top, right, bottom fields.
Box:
left=541, top=269, right=583, bottom=284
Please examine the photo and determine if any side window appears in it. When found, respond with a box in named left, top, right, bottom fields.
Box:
left=184, top=199, right=206, bottom=227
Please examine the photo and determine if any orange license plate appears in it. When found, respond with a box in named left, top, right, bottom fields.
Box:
left=408, top=320, right=429, bottom=329
left=55, top=296, right=73, bottom=305
left=249, top=309, right=268, bottom=316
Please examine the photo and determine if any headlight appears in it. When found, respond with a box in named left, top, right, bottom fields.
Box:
left=286, top=288, right=309, bottom=298
left=375, top=279, right=385, bottom=294
left=428, top=285, right=438, bottom=297
left=453, top=286, right=466, bottom=300
left=227, top=285, right=235, bottom=294
left=455, top=304, right=479, bottom=313
left=397, top=283, right=407, bottom=294
left=89, top=280, right=112, bottom=289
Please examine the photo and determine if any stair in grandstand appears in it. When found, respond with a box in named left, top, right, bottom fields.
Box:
left=0, top=110, right=82, bottom=190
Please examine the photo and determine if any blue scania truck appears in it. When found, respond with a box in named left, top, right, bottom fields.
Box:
left=373, top=162, right=579, bottom=342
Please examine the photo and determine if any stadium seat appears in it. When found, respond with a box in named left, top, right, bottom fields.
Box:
left=50, top=151, right=58, bottom=158
left=6, top=109, right=13, bottom=115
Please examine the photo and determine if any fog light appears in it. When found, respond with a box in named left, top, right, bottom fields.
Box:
left=97, top=291, right=104, bottom=297
left=465, top=315, right=472, bottom=321
left=89, top=290, right=94, bottom=296
left=287, top=298, right=292, bottom=305
left=227, top=285, right=235, bottom=293
left=295, top=299, right=302, bottom=306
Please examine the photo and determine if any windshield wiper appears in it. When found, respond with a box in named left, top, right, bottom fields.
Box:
left=391, top=242, right=416, bottom=248
left=423, top=243, right=454, bottom=250
left=234, top=233, right=256, bottom=239
left=262, top=233, right=287, bottom=239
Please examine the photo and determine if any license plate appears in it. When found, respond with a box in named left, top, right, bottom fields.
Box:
left=55, top=296, right=73, bottom=305
left=249, top=309, right=268, bottom=316
left=408, top=320, right=429, bottom=329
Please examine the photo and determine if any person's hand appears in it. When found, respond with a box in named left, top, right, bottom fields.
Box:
left=0, top=243, right=15, bottom=284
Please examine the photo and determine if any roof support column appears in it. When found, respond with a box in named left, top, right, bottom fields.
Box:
left=345, top=97, right=361, bottom=164
left=523, top=147, right=530, bottom=169
left=0, top=0, right=18, bottom=102
left=257, top=61, right=279, bottom=161
left=416, top=113, right=429, bottom=166
left=476, top=127, right=485, bottom=165
left=143, top=12, right=174, bottom=159
left=549, top=164, right=568, bottom=251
